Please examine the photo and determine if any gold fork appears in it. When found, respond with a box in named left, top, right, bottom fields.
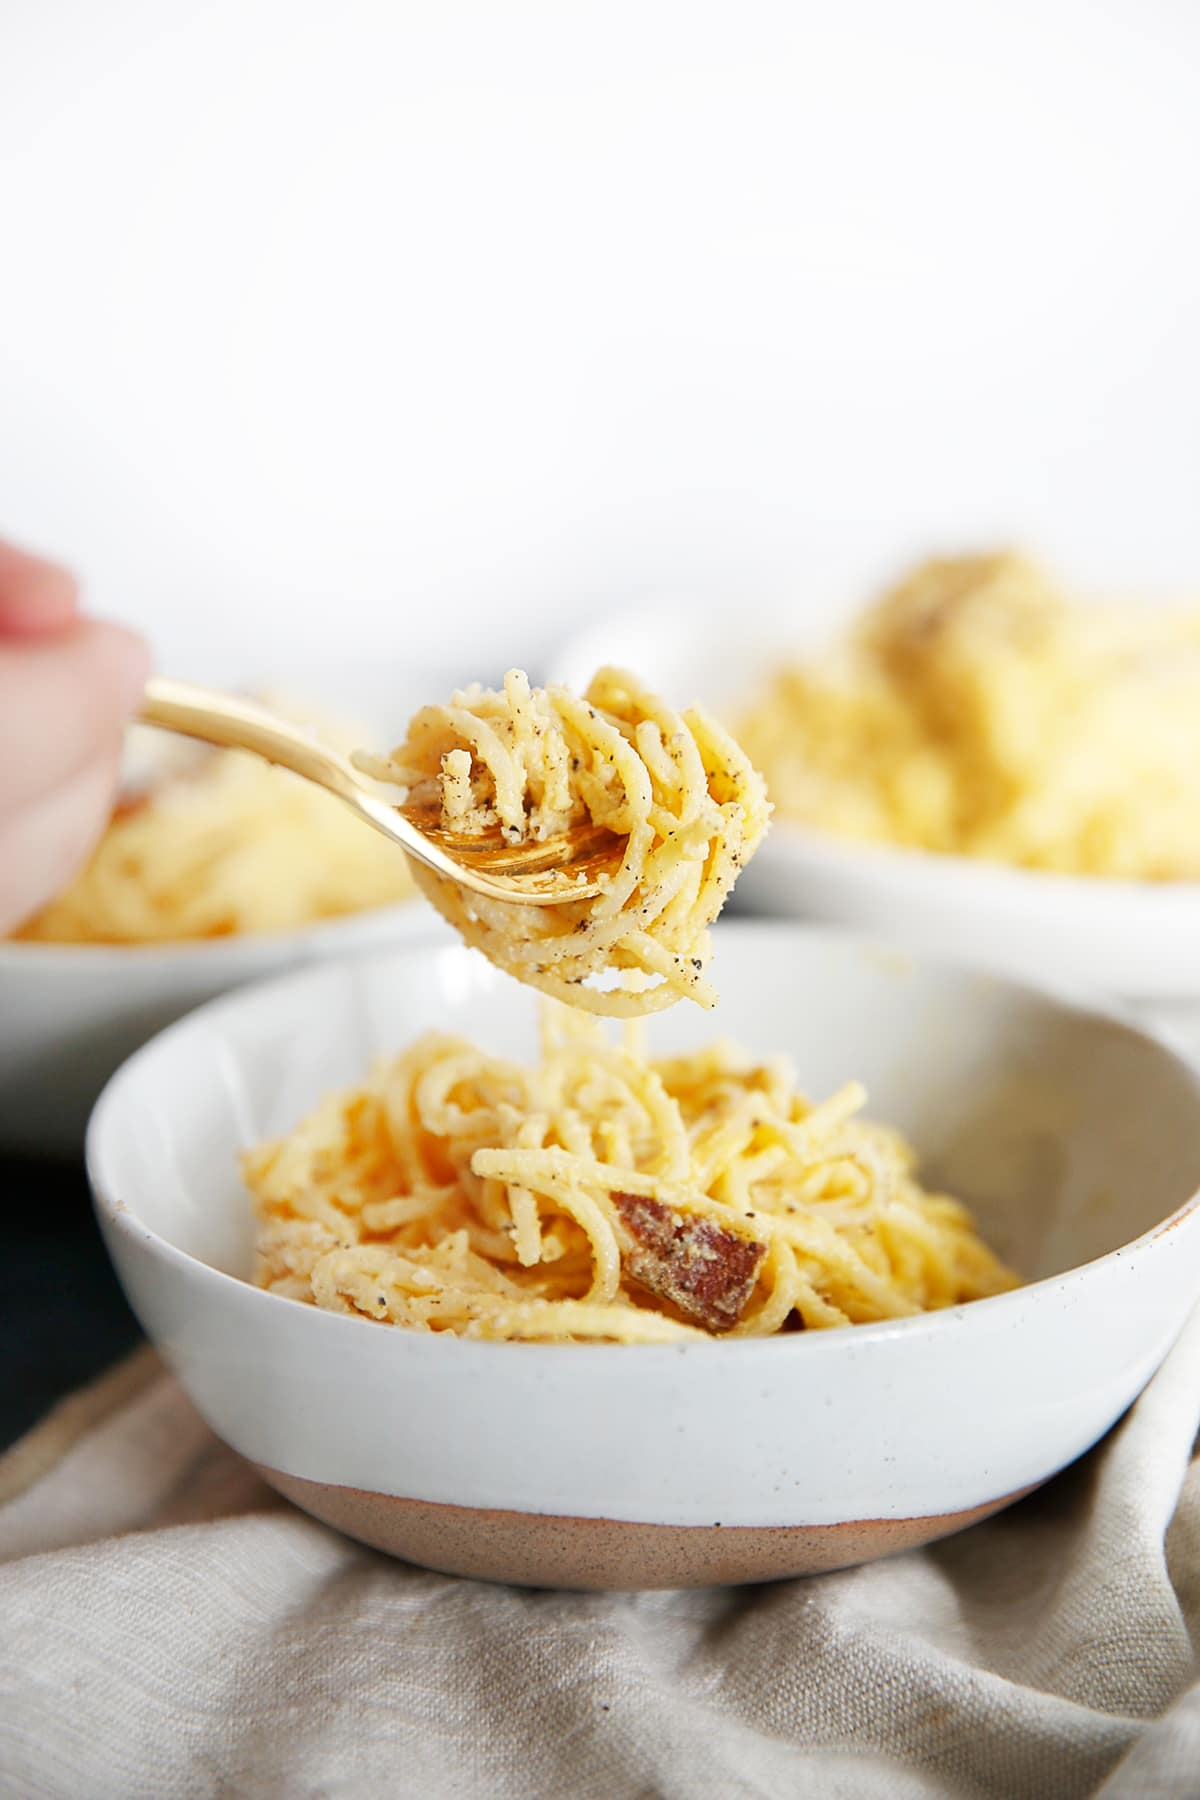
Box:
left=137, top=677, right=622, bottom=905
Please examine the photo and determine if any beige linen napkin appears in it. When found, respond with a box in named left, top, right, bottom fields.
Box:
left=2, top=1315, right=1200, bottom=1800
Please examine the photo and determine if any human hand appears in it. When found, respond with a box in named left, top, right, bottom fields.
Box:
left=0, top=539, right=150, bottom=934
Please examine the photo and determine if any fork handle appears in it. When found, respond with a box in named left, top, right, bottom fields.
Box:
left=137, top=676, right=360, bottom=800
left=136, top=676, right=602, bottom=908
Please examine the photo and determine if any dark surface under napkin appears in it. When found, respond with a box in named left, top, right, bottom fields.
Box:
left=1, top=1156, right=142, bottom=1448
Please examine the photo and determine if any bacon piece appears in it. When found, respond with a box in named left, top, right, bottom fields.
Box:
left=611, top=1193, right=765, bottom=1331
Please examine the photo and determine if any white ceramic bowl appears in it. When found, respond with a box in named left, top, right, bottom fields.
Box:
left=88, top=923, right=1200, bottom=1589
left=0, top=654, right=456, bottom=1155
left=552, top=610, right=1200, bottom=1010
left=0, top=910, right=442, bottom=1155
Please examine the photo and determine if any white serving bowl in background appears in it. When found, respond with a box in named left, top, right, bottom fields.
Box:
left=551, top=611, right=1200, bottom=1020
left=88, top=923, right=1200, bottom=1589
left=0, top=909, right=443, bottom=1156
left=0, top=654, right=455, bottom=1156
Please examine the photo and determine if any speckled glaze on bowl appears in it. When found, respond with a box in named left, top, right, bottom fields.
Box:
left=87, top=925, right=1200, bottom=1589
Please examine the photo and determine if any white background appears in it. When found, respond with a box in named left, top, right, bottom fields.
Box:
left=1, top=0, right=1197, bottom=673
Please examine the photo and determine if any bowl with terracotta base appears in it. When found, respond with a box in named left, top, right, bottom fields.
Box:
left=87, top=924, right=1200, bottom=1590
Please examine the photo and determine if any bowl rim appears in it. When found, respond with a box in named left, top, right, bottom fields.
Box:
left=0, top=898, right=432, bottom=969
left=85, top=922, right=1200, bottom=1366
left=763, top=820, right=1200, bottom=908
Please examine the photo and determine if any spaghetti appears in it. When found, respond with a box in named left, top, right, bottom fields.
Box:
left=354, top=666, right=771, bottom=1015
left=16, top=731, right=414, bottom=945
left=738, top=552, right=1200, bottom=879
left=248, top=1007, right=1016, bottom=1342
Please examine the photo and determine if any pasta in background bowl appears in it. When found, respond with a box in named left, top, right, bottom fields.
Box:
left=736, top=554, right=1200, bottom=881
left=15, top=731, right=416, bottom=946
left=88, top=924, right=1200, bottom=1587
left=551, top=563, right=1200, bottom=1012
